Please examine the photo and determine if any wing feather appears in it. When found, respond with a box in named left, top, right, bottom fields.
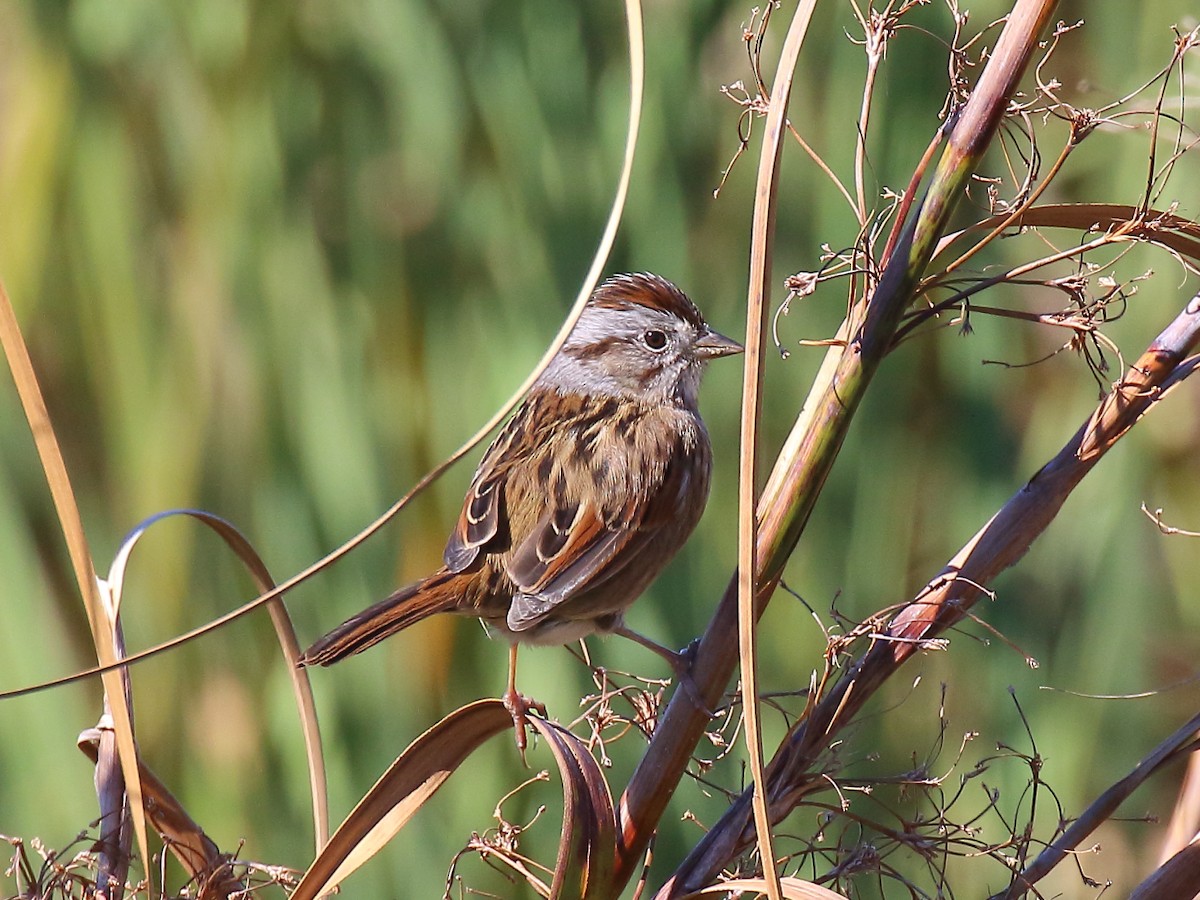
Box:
left=442, top=392, right=708, bottom=635
left=505, top=502, right=635, bottom=631
left=442, top=409, right=529, bottom=572
left=504, top=433, right=702, bottom=633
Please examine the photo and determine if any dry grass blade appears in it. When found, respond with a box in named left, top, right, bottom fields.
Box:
left=0, top=277, right=151, bottom=893
left=679, top=876, right=849, bottom=899
left=739, top=4, right=819, bottom=900
left=934, top=202, right=1200, bottom=263
left=525, top=717, right=616, bottom=899
left=289, top=700, right=514, bottom=899
left=78, top=728, right=247, bottom=898
left=106, top=508, right=330, bottom=852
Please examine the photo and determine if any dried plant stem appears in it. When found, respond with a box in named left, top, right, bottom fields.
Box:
left=935, top=203, right=1200, bottom=263
left=850, top=0, right=884, bottom=225
left=738, top=4, right=821, bottom=898
left=937, top=123, right=1080, bottom=276
left=787, top=122, right=859, bottom=218
left=997, top=708, right=1200, bottom=899
left=616, top=2, right=1062, bottom=896
left=0, top=277, right=152, bottom=895
left=0, top=0, right=648, bottom=703
left=681, top=286, right=1200, bottom=893
left=897, top=0, right=1062, bottom=334
left=1131, top=840, right=1200, bottom=900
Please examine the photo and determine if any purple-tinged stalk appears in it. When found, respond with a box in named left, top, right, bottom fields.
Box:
left=612, top=1, right=1063, bottom=896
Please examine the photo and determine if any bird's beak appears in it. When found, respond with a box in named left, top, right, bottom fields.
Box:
left=694, top=328, right=744, bottom=359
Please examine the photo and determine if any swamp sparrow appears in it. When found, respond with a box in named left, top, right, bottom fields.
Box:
left=299, top=273, right=742, bottom=747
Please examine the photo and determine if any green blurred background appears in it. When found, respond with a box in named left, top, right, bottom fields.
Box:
left=1, top=1, right=1198, bottom=896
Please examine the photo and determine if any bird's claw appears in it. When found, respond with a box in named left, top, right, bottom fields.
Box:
left=503, top=688, right=547, bottom=760
left=665, top=639, right=716, bottom=719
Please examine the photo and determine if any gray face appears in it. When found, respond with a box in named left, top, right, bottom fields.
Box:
left=536, top=303, right=710, bottom=408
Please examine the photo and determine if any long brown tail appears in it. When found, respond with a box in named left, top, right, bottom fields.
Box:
left=299, top=569, right=464, bottom=666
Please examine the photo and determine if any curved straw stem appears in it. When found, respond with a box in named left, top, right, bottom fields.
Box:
left=737, top=4, right=820, bottom=899
left=0, top=0, right=647, bottom=702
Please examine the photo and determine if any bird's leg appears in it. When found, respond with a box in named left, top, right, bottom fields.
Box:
left=612, top=625, right=714, bottom=717
left=502, top=643, right=546, bottom=758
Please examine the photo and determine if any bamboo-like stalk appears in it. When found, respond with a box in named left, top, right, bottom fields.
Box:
left=612, top=1, right=1061, bottom=895
left=667, top=284, right=1200, bottom=895
left=662, top=281, right=1200, bottom=898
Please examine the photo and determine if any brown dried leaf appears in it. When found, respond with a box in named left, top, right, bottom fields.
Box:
left=77, top=727, right=246, bottom=898
left=290, top=700, right=514, bottom=900
left=526, top=716, right=616, bottom=900
left=291, top=702, right=621, bottom=900
left=680, top=876, right=850, bottom=899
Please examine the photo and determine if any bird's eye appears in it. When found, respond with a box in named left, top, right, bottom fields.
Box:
left=642, top=329, right=669, bottom=351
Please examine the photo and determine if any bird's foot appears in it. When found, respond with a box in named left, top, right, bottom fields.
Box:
left=503, top=687, right=547, bottom=760
left=614, top=628, right=715, bottom=718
